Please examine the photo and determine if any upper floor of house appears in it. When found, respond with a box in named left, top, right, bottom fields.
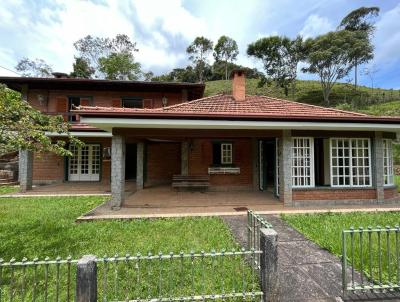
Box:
left=0, top=75, right=205, bottom=123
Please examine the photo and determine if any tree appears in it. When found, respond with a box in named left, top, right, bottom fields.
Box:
left=338, top=7, right=379, bottom=89
left=186, top=37, right=213, bottom=82
left=213, top=36, right=239, bottom=80
left=15, top=58, right=53, bottom=77
left=70, top=57, right=95, bottom=78
left=247, top=35, right=306, bottom=98
left=0, top=85, right=82, bottom=156
left=98, top=52, right=141, bottom=80
left=302, top=30, right=371, bottom=106
left=74, top=34, right=140, bottom=79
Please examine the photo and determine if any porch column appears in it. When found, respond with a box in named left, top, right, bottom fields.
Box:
left=373, top=131, right=384, bottom=203
left=136, top=142, right=144, bottom=190
left=19, top=150, right=33, bottom=192
left=111, top=135, right=125, bottom=210
left=251, top=138, right=259, bottom=191
left=280, top=130, right=292, bottom=206
left=181, top=141, right=189, bottom=176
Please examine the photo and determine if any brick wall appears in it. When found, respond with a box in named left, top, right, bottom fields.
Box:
left=188, top=138, right=253, bottom=188
left=292, top=188, right=377, bottom=201
left=32, top=137, right=111, bottom=184
left=146, top=142, right=181, bottom=185
left=384, top=187, right=399, bottom=200
left=33, top=152, right=64, bottom=184
left=27, top=90, right=186, bottom=113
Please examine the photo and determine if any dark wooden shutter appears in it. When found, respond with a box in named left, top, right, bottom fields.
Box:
left=80, top=98, right=90, bottom=106
left=143, top=99, right=153, bottom=108
left=56, top=97, right=68, bottom=121
left=112, top=99, right=121, bottom=107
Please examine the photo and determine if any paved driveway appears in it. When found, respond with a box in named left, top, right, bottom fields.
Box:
left=223, top=214, right=400, bottom=302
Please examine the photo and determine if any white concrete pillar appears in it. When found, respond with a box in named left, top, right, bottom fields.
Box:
left=111, top=135, right=125, bottom=210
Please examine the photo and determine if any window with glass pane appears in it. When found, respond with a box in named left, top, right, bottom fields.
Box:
left=221, top=143, right=233, bottom=164
left=330, top=138, right=371, bottom=187
left=383, top=139, right=394, bottom=186
left=292, top=138, right=314, bottom=187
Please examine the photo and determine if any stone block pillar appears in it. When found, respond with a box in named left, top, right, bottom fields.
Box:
left=111, top=135, right=125, bottom=210
left=374, top=131, right=384, bottom=203
left=181, top=141, right=189, bottom=176
left=279, top=130, right=292, bottom=206
left=252, top=138, right=259, bottom=191
left=136, top=142, right=144, bottom=190
left=76, top=255, right=97, bottom=302
left=260, top=228, right=279, bottom=302
left=19, top=149, right=33, bottom=192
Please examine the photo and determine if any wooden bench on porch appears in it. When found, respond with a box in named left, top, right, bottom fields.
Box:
left=172, top=175, right=210, bottom=191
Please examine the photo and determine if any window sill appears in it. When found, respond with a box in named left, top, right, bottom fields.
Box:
left=208, top=167, right=240, bottom=175
left=384, top=185, right=397, bottom=189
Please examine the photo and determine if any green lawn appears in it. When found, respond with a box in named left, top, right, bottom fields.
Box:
left=0, top=196, right=256, bottom=301
left=0, top=185, right=18, bottom=195
left=282, top=212, right=400, bottom=285
left=395, top=175, right=400, bottom=191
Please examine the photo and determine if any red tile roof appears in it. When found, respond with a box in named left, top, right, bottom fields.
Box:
left=75, top=94, right=400, bottom=123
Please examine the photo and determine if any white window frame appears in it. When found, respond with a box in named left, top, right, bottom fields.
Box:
left=383, top=139, right=394, bottom=186
left=330, top=138, right=372, bottom=188
left=221, top=143, right=233, bottom=165
left=291, top=137, right=315, bottom=188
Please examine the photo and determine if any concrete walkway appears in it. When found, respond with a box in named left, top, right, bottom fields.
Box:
left=223, top=215, right=400, bottom=302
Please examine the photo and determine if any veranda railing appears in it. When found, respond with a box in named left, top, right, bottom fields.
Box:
left=342, top=225, right=400, bottom=294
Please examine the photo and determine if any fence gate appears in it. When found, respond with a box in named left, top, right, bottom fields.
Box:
left=341, top=225, right=400, bottom=295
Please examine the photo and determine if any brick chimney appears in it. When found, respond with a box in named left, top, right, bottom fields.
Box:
left=231, top=70, right=246, bottom=101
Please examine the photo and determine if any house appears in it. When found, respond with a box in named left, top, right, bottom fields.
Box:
left=1, top=71, right=399, bottom=209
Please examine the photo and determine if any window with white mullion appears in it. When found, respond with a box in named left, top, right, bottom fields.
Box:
left=292, top=137, right=314, bottom=188
left=330, top=138, right=371, bottom=187
left=383, top=139, right=394, bottom=186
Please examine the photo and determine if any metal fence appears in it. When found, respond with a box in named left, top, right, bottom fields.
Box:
left=342, top=225, right=400, bottom=294
left=0, top=257, right=77, bottom=301
left=0, top=250, right=264, bottom=302
left=96, top=250, right=263, bottom=302
left=247, top=210, right=272, bottom=269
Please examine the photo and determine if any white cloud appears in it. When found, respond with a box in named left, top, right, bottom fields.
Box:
left=299, top=14, right=334, bottom=38
left=373, top=3, right=400, bottom=65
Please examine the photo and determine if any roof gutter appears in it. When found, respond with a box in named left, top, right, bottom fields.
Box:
left=80, top=116, right=400, bottom=133
left=76, top=111, right=400, bottom=123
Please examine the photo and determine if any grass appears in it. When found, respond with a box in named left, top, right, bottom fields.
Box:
left=0, top=196, right=255, bottom=301
left=205, top=79, right=400, bottom=109
left=282, top=212, right=400, bottom=285
left=395, top=175, right=400, bottom=191
left=0, top=185, right=18, bottom=195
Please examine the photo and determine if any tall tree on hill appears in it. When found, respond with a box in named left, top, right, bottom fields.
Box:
left=247, top=35, right=306, bottom=99
left=73, top=34, right=141, bottom=80
left=338, top=6, right=380, bottom=90
left=15, top=58, right=53, bottom=77
left=70, top=57, right=95, bottom=78
left=302, top=30, right=372, bottom=106
left=186, top=36, right=213, bottom=82
left=213, top=36, right=239, bottom=80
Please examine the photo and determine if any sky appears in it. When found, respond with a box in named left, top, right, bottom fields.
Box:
left=0, top=0, right=399, bottom=89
